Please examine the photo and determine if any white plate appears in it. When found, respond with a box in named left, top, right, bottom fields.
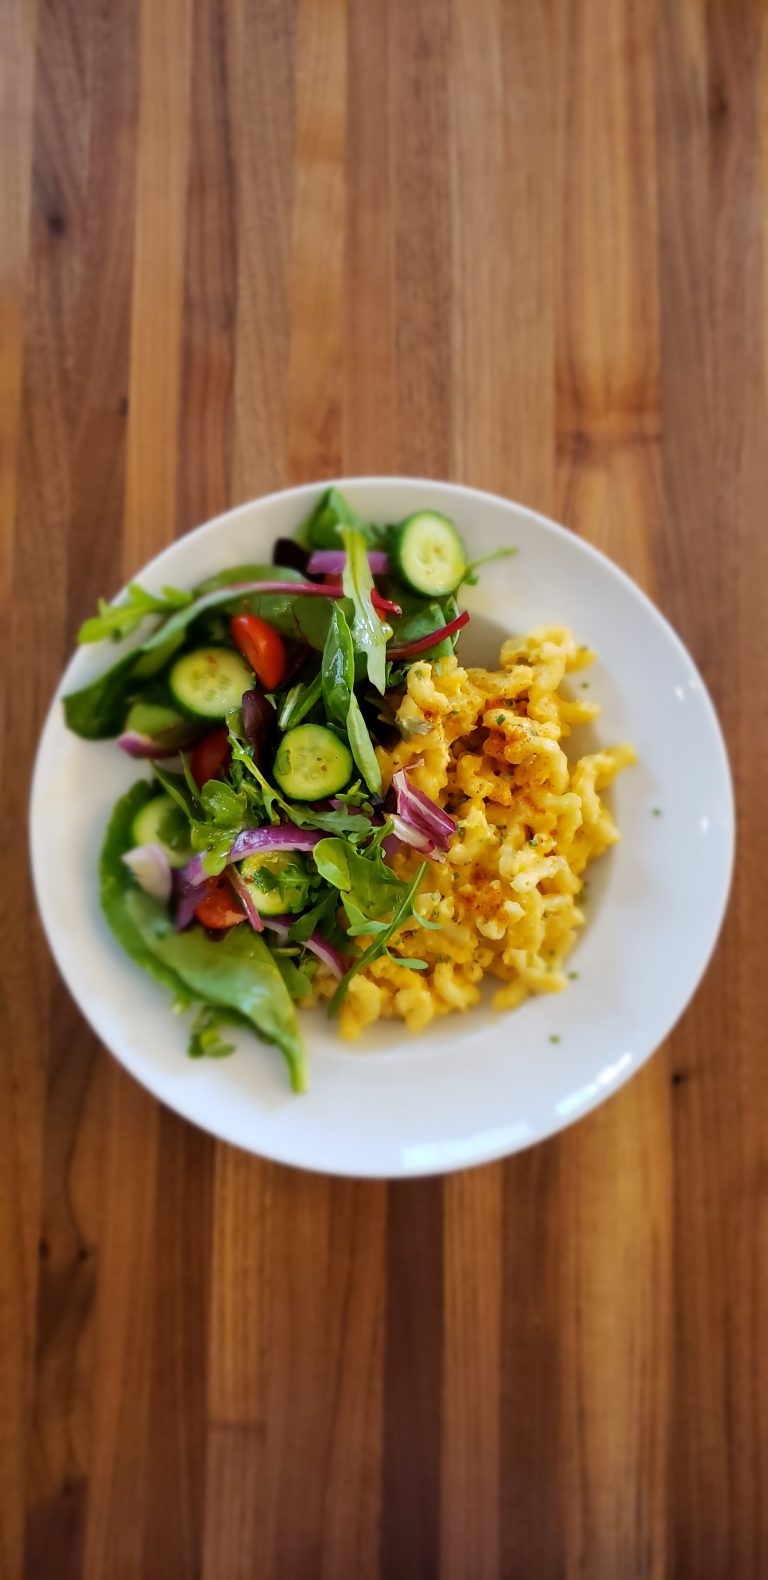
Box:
left=30, top=480, right=734, bottom=1176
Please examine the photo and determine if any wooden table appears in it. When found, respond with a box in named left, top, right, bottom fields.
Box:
left=3, top=2, right=765, bottom=1575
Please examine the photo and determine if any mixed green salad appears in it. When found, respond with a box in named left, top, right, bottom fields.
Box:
left=65, top=489, right=510, bottom=1091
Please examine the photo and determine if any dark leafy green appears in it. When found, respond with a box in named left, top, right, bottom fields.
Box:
left=339, top=526, right=386, bottom=693
left=321, top=604, right=382, bottom=795
left=278, top=671, right=323, bottom=730
left=296, top=486, right=366, bottom=550
left=123, top=887, right=306, bottom=1090
left=312, top=837, right=408, bottom=922
left=328, top=864, right=428, bottom=1014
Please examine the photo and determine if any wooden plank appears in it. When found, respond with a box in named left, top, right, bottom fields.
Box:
left=0, top=2, right=40, bottom=1570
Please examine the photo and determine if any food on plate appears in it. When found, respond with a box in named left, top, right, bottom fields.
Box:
left=63, top=488, right=632, bottom=1090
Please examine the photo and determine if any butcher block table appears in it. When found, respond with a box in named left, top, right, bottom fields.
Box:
left=2, top=1, right=765, bottom=1576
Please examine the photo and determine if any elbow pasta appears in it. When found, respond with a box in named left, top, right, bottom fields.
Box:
left=309, top=628, right=635, bottom=1039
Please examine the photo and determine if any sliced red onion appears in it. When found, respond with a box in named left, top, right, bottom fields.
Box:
left=261, top=916, right=347, bottom=978
left=392, top=769, right=455, bottom=849
left=305, top=932, right=346, bottom=977
left=387, top=608, right=470, bottom=659
left=122, top=843, right=172, bottom=903
left=180, top=825, right=326, bottom=891
left=118, top=731, right=183, bottom=760
left=307, top=549, right=388, bottom=576
left=389, top=813, right=445, bottom=859
left=229, top=826, right=325, bottom=862
left=226, top=867, right=264, bottom=932
left=381, top=834, right=401, bottom=861
left=221, top=578, right=344, bottom=598
left=174, top=866, right=207, bottom=929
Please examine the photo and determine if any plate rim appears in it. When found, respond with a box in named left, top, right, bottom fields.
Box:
left=30, top=477, right=736, bottom=1175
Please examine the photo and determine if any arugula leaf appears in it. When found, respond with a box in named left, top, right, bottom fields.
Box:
left=278, top=671, right=323, bottom=730
left=152, top=763, right=245, bottom=875
left=328, top=864, right=428, bottom=1014
left=273, top=955, right=314, bottom=1001
left=312, top=837, right=407, bottom=922
left=339, top=526, right=386, bottom=693
left=78, top=582, right=193, bottom=644
left=461, top=546, right=517, bottom=585
left=288, top=887, right=339, bottom=943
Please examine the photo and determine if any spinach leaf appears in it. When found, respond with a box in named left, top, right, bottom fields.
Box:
left=100, top=780, right=196, bottom=1003
left=123, top=888, right=307, bottom=1091
left=273, top=954, right=314, bottom=1001
left=78, top=582, right=193, bottom=644
left=321, top=603, right=354, bottom=727
left=346, top=693, right=382, bottom=796
left=328, top=864, right=428, bottom=1014
left=339, top=526, right=386, bottom=693
left=296, top=486, right=366, bottom=550
left=321, top=605, right=382, bottom=794
left=63, top=650, right=145, bottom=739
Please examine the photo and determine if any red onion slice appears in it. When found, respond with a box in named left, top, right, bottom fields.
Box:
left=391, top=770, right=455, bottom=851
left=122, top=843, right=173, bottom=904
left=118, top=731, right=184, bottom=760
left=307, top=549, right=389, bottom=576
left=226, top=867, right=264, bottom=932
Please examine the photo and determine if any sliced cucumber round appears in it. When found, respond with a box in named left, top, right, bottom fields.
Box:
left=273, top=723, right=353, bottom=801
left=168, top=646, right=252, bottom=720
left=123, top=698, right=198, bottom=750
left=239, top=852, right=311, bottom=915
left=131, top=794, right=192, bottom=869
left=391, top=511, right=467, bottom=598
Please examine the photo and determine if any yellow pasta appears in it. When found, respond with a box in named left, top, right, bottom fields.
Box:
left=310, top=627, right=635, bottom=1038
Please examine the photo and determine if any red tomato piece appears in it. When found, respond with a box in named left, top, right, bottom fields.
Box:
left=230, top=614, right=287, bottom=691
left=194, top=874, right=245, bottom=929
left=191, top=726, right=231, bottom=788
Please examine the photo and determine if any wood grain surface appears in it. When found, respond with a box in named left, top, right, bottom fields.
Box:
left=2, top=1, right=766, bottom=1575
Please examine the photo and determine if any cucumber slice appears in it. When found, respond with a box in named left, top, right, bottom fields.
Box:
left=273, top=723, right=353, bottom=801
left=131, top=794, right=192, bottom=868
left=391, top=511, right=467, bottom=598
left=168, top=646, right=252, bottom=720
left=239, top=852, right=311, bottom=915
left=123, top=698, right=198, bottom=749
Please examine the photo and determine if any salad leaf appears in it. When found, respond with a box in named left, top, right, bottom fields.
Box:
left=63, top=649, right=145, bottom=739
left=288, top=887, right=339, bottom=943
left=346, top=693, right=382, bottom=797
left=278, top=671, right=323, bottom=730
left=296, top=486, right=366, bottom=550
left=321, top=603, right=354, bottom=728
left=100, top=780, right=197, bottom=1003
left=461, top=546, right=517, bottom=585
left=312, top=836, right=407, bottom=921
left=328, top=864, right=428, bottom=1014
left=339, top=526, right=386, bottom=693
left=273, top=955, right=315, bottom=1001
left=78, top=582, right=193, bottom=644
left=322, top=606, right=382, bottom=795
left=188, top=1005, right=237, bottom=1059
left=122, top=888, right=307, bottom=1091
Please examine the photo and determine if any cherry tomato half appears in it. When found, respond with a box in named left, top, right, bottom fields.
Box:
left=230, top=614, right=287, bottom=691
left=191, top=725, right=231, bottom=789
left=194, top=874, right=245, bottom=930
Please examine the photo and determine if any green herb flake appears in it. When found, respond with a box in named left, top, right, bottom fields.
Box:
left=549, top=1033, right=561, bottom=1045
left=495, top=713, right=505, bottom=725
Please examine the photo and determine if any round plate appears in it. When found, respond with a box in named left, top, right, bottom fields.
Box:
left=30, top=480, right=734, bottom=1176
